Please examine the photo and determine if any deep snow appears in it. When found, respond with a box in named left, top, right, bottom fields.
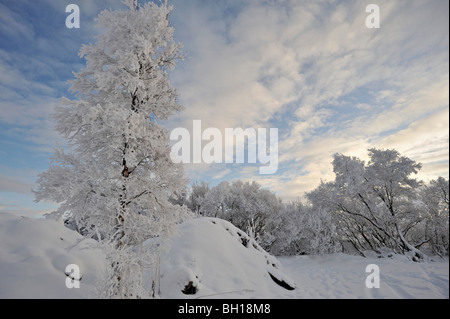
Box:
left=0, top=212, right=105, bottom=298
left=158, top=217, right=296, bottom=299
left=279, top=254, right=449, bottom=299
left=0, top=212, right=448, bottom=299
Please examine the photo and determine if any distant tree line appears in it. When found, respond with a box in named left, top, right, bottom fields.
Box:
left=173, top=148, right=449, bottom=261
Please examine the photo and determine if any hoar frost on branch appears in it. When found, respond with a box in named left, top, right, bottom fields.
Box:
left=307, top=148, right=428, bottom=261
left=34, top=0, right=188, bottom=298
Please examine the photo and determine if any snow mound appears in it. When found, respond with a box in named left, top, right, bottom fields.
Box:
left=159, top=217, right=296, bottom=298
left=0, top=212, right=105, bottom=298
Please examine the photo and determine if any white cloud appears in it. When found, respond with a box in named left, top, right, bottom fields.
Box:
left=376, top=108, right=449, bottom=180
left=0, top=174, right=32, bottom=194
left=212, top=168, right=232, bottom=180
left=166, top=0, right=449, bottom=200
left=0, top=3, right=35, bottom=40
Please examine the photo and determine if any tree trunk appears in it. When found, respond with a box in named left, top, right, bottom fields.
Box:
left=396, top=223, right=425, bottom=261
left=113, top=150, right=129, bottom=298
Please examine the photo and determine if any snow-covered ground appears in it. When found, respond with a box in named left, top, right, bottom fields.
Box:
left=0, top=212, right=105, bottom=298
left=0, top=212, right=448, bottom=299
left=279, top=254, right=449, bottom=299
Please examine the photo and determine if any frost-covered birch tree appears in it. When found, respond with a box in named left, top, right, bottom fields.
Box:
left=34, top=0, right=187, bottom=298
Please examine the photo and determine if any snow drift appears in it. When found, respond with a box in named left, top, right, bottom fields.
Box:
left=158, top=217, right=296, bottom=298
left=0, top=213, right=104, bottom=298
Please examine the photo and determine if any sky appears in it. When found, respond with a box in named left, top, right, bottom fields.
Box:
left=0, top=0, right=448, bottom=217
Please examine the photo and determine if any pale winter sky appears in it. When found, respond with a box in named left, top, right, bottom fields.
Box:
left=0, top=0, right=448, bottom=217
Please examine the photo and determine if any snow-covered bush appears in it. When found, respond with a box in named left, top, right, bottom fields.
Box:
left=186, top=180, right=210, bottom=214
left=263, top=201, right=340, bottom=256
left=195, top=180, right=281, bottom=244
left=420, top=177, right=449, bottom=256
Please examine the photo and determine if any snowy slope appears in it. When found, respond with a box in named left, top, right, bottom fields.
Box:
left=0, top=213, right=105, bottom=298
left=0, top=212, right=448, bottom=299
left=158, top=217, right=296, bottom=298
